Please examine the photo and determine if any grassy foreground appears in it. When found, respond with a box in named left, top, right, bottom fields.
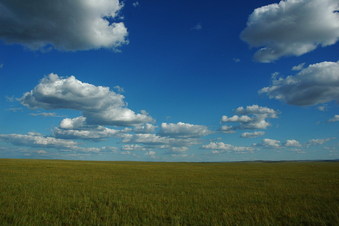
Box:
left=0, top=159, right=338, bottom=225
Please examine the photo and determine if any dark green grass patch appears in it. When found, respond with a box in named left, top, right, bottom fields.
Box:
left=0, top=159, right=338, bottom=225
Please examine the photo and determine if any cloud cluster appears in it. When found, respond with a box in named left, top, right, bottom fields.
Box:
left=220, top=105, right=278, bottom=133
left=241, top=0, right=339, bottom=62
left=54, top=118, right=120, bottom=140
left=202, top=142, right=254, bottom=154
left=159, top=122, right=211, bottom=138
left=20, top=74, right=153, bottom=126
left=241, top=131, right=265, bottom=138
left=112, top=122, right=212, bottom=153
left=119, top=132, right=198, bottom=153
left=0, top=132, right=76, bottom=149
left=0, top=0, right=128, bottom=51
left=260, top=61, right=339, bottom=106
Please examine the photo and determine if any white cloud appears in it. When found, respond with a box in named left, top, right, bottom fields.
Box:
left=220, top=105, right=278, bottom=132
left=233, top=58, right=240, bottom=63
left=241, top=0, right=339, bottom=62
left=0, top=0, right=128, bottom=51
left=20, top=74, right=153, bottom=126
left=122, top=144, right=148, bottom=151
left=292, top=63, right=305, bottom=71
left=133, top=123, right=157, bottom=134
left=202, top=142, right=254, bottom=154
left=241, top=131, right=265, bottom=138
left=119, top=132, right=199, bottom=154
left=145, top=151, right=156, bottom=158
left=54, top=116, right=121, bottom=140
left=159, top=122, right=211, bottom=138
left=258, top=138, right=281, bottom=148
left=284, top=139, right=301, bottom=147
left=259, top=61, right=339, bottom=106
left=0, top=133, right=77, bottom=149
left=329, top=115, right=339, bottom=122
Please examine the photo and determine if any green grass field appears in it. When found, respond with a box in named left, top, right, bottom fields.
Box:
left=0, top=159, right=338, bottom=225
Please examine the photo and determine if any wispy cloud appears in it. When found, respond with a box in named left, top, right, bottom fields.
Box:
left=191, top=23, right=202, bottom=31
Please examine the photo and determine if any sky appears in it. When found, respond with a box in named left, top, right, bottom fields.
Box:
left=0, top=0, right=338, bottom=162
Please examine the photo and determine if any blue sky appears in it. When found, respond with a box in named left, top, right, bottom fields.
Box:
left=0, top=0, right=338, bottom=161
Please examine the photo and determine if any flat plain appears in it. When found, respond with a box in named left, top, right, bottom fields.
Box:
left=0, top=159, right=338, bottom=225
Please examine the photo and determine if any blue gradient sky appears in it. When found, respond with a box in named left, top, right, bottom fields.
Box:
left=0, top=0, right=338, bottom=161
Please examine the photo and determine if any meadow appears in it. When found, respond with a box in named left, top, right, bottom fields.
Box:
left=0, top=159, right=338, bottom=225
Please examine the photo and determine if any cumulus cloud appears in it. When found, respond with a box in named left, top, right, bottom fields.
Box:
left=241, top=0, right=339, bottom=62
left=0, top=0, right=128, bottom=51
left=284, top=139, right=302, bottom=147
left=260, top=138, right=281, bottom=148
left=20, top=74, right=153, bottom=126
left=329, top=115, right=339, bottom=122
left=220, top=105, right=278, bottom=132
left=241, top=131, right=265, bottom=138
left=53, top=116, right=124, bottom=140
left=159, top=122, right=211, bottom=138
left=202, top=142, right=254, bottom=154
left=259, top=61, right=339, bottom=106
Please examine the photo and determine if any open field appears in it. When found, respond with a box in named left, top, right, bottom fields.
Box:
left=0, top=159, right=338, bottom=225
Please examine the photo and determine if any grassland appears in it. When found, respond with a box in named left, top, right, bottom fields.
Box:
left=0, top=159, right=338, bottom=225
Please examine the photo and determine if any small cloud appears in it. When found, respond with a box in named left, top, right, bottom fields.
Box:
left=114, top=85, right=125, bottom=93
left=233, top=58, right=240, bottom=63
left=132, top=1, right=139, bottom=7
left=241, top=131, right=265, bottom=138
left=329, top=115, right=339, bottom=122
left=284, top=139, right=301, bottom=147
left=254, top=138, right=281, bottom=148
left=317, top=105, right=327, bottom=111
left=292, top=63, right=305, bottom=71
left=191, top=23, right=202, bottom=31
left=0, top=64, right=3, bottom=69
left=202, top=142, right=254, bottom=153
